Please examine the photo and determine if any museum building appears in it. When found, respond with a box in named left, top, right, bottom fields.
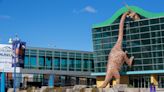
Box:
left=91, top=6, right=164, bottom=88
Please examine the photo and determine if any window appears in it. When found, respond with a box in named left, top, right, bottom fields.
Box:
left=134, top=60, right=142, bottom=64
left=153, top=52, right=162, bottom=57
left=154, top=64, right=163, bottom=70
left=157, top=65, right=163, bottom=70
left=103, top=32, right=111, bottom=37
left=142, top=53, right=152, bottom=58
left=103, top=44, right=110, bottom=49
left=83, top=59, right=89, bottom=71
left=130, top=21, right=138, bottom=27
left=150, top=19, right=159, bottom=24
left=139, top=20, right=149, bottom=26
left=76, top=59, right=81, bottom=71
left=131, top=34, right=139, bottom=40
left=24, top=56, right=29, bottom=68
left=54, top=51, right=60, bottom=57
left=106, top=26, right=111, bottom=31
left=90, top=60, right=94, bottom=72
left=69, top=53, right=75, bottom=58
left=131, top=40, right=140, bottom=47
left=160, top=17, right=164, bottom=23
left=141, top=33, right=150, bottom=39
left=141, top=39, right=150, bottom=45
left=151, top=38, right=162, bottom=44
left=132, top=47, right=141, bottom=52
left=39, top=50, right=45, bottom=56
left=111, top=37, right=117, bottom=42
left=93, top=28, right=101, bottom=33
left=93, top=33, right=102, bottom=38
left=140, top=26, right=149, bottom=32
left=61, top=58, right=67, bottom=70
left=161, top=24, right=164, bottom=29
left=133, top=66, right=142, bottom=71
left=102, top=27, right=107, bottom=31
left=46, top=51, right=52, bottom=57
left=152, top=45, right=162, bottom=50
left=45, top=57, right=52, bottom=69
left=84, top=54, right=89, bottom=59
left=69, top=59, right=74, bottom=71
left=151, top=31, right=161, bottom=37
left=154, top=58, right=163, bottom=63
left=30, top=56, right=37, bottom=69
left=39, top=56, right=45, bottom=69
left=111, top=25, right=119, bottom=30
left=61, top=52, right=67, bottom=57
left=162, top=31, right=164, bottom=36
left=130, top=28, right=139, bottom=33
left=76, top=53, right=81, bottom=59
left=54, top=58, right=60, bottom=70
left=30, top=50, right=37, bottom=55
left=103, top=38, right=109, bottom=44
left=112, top=31, right=118, bottom=36
left=151, top=25, right=160, bottom=31
left=94, top=39, right=101, bottom=44
left=141, top=46, right=151, bottom=52
left=142, top=59, right=152, bottom=64
left=143, top=65, right=153, bottom=70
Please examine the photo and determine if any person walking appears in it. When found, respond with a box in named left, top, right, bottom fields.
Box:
left=150, top=83, right=156, bottom=92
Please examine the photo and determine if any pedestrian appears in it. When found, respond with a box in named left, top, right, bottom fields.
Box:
left=150, top=83, right=156, bottom=92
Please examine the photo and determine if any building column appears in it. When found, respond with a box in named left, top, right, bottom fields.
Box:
left=1, top=72, right=6, bottom=92
left=65, top=76, right=71, bottom=86
left=151, top=74, right=158, bottom=87
left=96, top=76, right=109, bottom=88
left=87, top=78, right=90, bottom=85
left=76, top=77, right=79, bottom=85
left=48, top=74, right=54, bottom=88
left=112, top=79, right=117, bottom=86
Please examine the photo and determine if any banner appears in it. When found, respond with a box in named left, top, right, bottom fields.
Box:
left=12, top=41, right=26, bottom=68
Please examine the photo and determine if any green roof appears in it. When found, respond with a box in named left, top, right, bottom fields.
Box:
left=92, top=6, right=164, bottom=28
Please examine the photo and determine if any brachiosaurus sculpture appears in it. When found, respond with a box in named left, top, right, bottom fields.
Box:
left=99, top=11, right=140, bottom=88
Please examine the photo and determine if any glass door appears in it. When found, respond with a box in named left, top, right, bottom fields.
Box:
left=159, top=76, right=164, bottom=88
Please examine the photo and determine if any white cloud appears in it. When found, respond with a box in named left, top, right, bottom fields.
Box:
left=73, top=5, right=97, bottom=14
left=0, top=15, right=11, bottom=19
left=83, top=6, right=97, bottom=13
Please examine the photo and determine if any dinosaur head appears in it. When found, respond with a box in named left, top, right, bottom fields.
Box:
left=127, top=11, right=140, bottom=21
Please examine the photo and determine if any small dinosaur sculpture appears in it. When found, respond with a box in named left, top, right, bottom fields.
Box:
left=99, top=11, right=140, bottom=88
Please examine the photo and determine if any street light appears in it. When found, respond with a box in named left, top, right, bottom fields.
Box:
left=12, top=35, right=26, bottom=92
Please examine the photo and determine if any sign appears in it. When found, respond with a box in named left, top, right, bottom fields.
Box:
left=0, top=44, right=21, bottom=73
left=0, top=44, right=12, bottom=70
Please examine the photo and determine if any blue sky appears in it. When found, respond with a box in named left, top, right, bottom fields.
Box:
left=0, top=0, right=164, bottom=51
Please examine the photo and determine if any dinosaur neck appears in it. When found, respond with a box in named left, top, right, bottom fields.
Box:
left=114, top=12, right=128, bottom=49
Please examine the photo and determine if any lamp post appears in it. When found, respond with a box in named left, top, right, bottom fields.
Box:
left=12, top=35, right=20, bottom=92
left=12, top=35, right=26, bottom=92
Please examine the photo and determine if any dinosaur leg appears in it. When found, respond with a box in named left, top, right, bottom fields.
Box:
left=124, top=52, right=134, bottom=67
left=99, top=70, right=113, bottom=88
left=113, top=70, right=120, bottom=84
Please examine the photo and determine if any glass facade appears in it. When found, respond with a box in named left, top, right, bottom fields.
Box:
left=24, top=47, right=94, bottom=72
left=92, top=17, right=164, bottom=73
left=129, top=75, right=150, bottom=88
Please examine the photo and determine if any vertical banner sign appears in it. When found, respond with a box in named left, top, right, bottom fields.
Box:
left=12, top=40, right=26, bottom=68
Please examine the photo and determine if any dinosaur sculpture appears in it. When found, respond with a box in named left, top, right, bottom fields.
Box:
left=99, top=11, right=140, bottom=88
